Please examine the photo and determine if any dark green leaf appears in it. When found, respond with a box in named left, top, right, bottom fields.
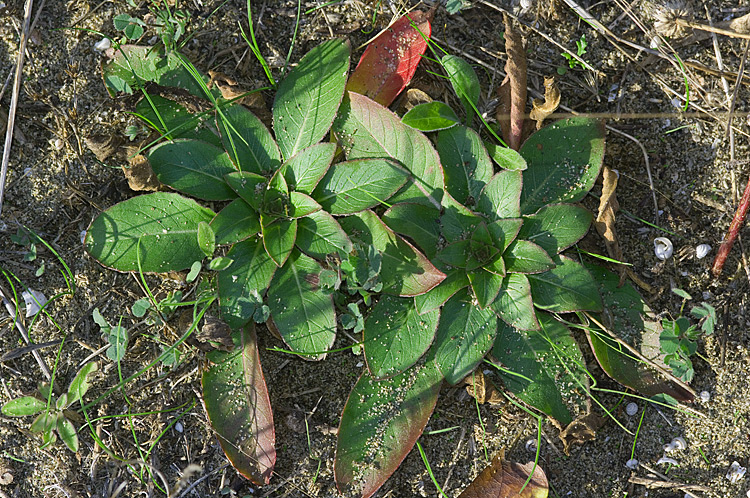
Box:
left=273, top=38, right=350, bottom=159
left=224, top=171, right=267, bottom=211
left=440, top=192, right=483, bottom=242
left=335, top=362, right=443, bottom=498
left=437, top=240, right=471, bottom=268
left=135, top=95, right=221, bottom=147
left=468, top=268, right=504, bottom=309
left=261, top=216, right=297, bottom=267
left=202, top=325, right=275, bottom=484
left=289, top=191, right=322, bottom=218
left=266, top=251, right=336, bottom=360
left=217, top=104, right=281, bottom=174
left=438, top=125, right=493, bottom=206
left=518, top=204, right=592, bottom=256
left=364, top=295, right=440, bottom=379
left=295, top=209, right=353, bottom=259
left=414, top=268, right=469, bottom=314
left=441, top=55, right=480, bottom=119
left=401, top=102, right=460, bottom=132
left=57, top=416, right=79, bottom=452
left=490, top=273, right=539, bottom=331
left=281, top=142, right=336, bottom=194
left=485, top=142, right=527, bottom=171
left=528, top=255, right=602, bottom=312
left=85, top=192, right=214, bottom=272
left=382, top=203, right=441, bottom=259
left=263, top=169, right=290, bottom=218
left=504, top=240, right=555, bottom=274
left=476, top=170, right=523, bottom=220
left=486, top=218, right=523, bottom=253
left=519, top=118, right=605, bottom=214
left=210, top=199, right=260, bottom=245
left=197, top=221, right=216, bottom=258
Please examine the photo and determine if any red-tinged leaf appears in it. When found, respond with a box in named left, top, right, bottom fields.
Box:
left=335, top=361, right=443, bottom=498
left=346, top=10, right=432, bottom=106
left=458, top=452, right=548, bottom=498
left=202, top=324, right=275, bottom=485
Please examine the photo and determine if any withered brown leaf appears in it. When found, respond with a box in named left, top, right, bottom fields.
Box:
left=458, top=451, right=548, bottom=498
left=529, top=76, right=560, bottom=130
left=497, top=14, right=527, bottom=151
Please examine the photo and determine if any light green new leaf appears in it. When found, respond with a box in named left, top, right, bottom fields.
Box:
left=528, top=255, right=602, bottom=312
left=364, top=295, right=440, bottom=379
left=485, top=142, right=527, bottom=171
left=476, top=170, right=523, bottom=220
left=296, top=209, right=353, bottom=259
left=85, top=192, right=215, bottom=272
left=441, top=55, right=480, bottom=119
left=431, top=289, right=497, bottom=385
left=66, top=362, right=99, bottom=407
left=437, top=124, right=493, bottom=206
left=401, top=102, right=460, bottom=132
left=414, top=268, right=469, bottom=315
left=468, top=267, right=504, bottom=309
left=313, top=158, right=408, bottom=214
left=289, top=191, right=322, bottom=218
left=197, top=221, right=216, bottom=258
left=57, top=416, right=79, bottom=452
left=273, top=38, right=350, bottom=160
left=491, top=273, right=539, bottom=331
left=266, top=251, right=336, bottom=360
left=518, top=204, right=593, bottom=256
left=261, top=215, right=297, bottom=267
left=218, top=237, right=277, bottom=328
left=147, top=139, right=237, bottom=200
left=503, top=240, right=555, bottom=274
left=1, top=396, right=46, bottom=417
left=381, top=203, right=441, bottom=259
left=217, top=104, right=281, bottom=174
left=281, top=142, right=336, bottom=194
left=210, top=199, right=261, bottom=245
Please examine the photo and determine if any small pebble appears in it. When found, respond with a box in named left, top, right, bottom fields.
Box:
left=695, top=244, right=711, bottom=259
left=22, top=289, right=47, bottom=317
left=700, top=391, right=710, bottom=403
left=94, top=38, right=111, bottom=52
left=654, top=237, right=673, bottom=260
left=175, top=421, right=183, bottom=433
left=727, top=461, right=746, bottom=483
left=625, top=402, right=638, bottom=416
left=625, top=458, right=639, bottom=469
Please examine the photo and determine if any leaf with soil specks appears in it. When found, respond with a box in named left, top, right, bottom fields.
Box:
left=202, top=324, right=275, bottom=485
left=458, top=452, right=548, bottom=498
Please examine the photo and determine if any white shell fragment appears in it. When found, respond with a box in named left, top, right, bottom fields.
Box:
left=625, top=402, right=638, bottom=416
left=663, top=436, right=687, bottom=452
left=525, top=439, right=537, bottom=453
left=94, top=37, right=111, bottom=52
left=654, top=237, right=674, bottom=260
left=700, top=391, right=710, bottom=403
left=22, top=289, right=47, bottom=317
left=727, top=461, right=747, bottom=483
left=625, top=458, right=639, bottom=469
left=657, top=456, right=679, bottom=466
left=695, top=244, right=711, bottom=259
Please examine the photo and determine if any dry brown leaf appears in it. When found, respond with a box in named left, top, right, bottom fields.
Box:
left=84, top=134, right=123, bottom=162
left=496, top=14, right=527, bottom=151
left=123, top=149, right=162, bottom=192
left=394, top=88, right=433, bottom=115
left=458, top=451, right=548, bottom=498
left=529, top=76, right=560, bottom=130
left=208, top=70, right=272, bottom=127
left=558, top=412, right=604, bottom=455
left=593, top=166, right=626, bottom=282
left=464, top=370, right=504, bottom=404
left=196, top=316, right=234, bottom=352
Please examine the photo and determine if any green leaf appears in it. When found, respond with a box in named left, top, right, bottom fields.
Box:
left=414, top=268, right=469, bottom=314
left=334, top=92, right=445, bottom=208
left=468, top=268, right=504, bottom=309
left=486, top=218, right=523, bottom=253
left=197, top=221, right=216, bottom=258
left=273, top=38, right=350, bottom=160
left=671, top=288, right=692, bottom=300
left=31, top=411, right=57, bottom=433
left=147, top=139, right=238, bottom=200
left=224, top=171, right=267, bottom=211
left=401, top=102, right=460, bottom=132
left=313, top=158, right=409, bottom=214
left=437, top=125, right=493, bottom=206
left=266, top=251, right=336, bottom=360
left=340, top=211, right=445, bottom=296
left=114, top=14, right=144, bottom=40
left=106, top=326, right=128, bottom=362
left=441, top=55, right=480, bottom=119
left=261, top=216, right=297, bottom=267
left=135, top=94, right=221, bottom=147
left=528, top=255, right=602, bottom=312
left=263, top=169, right=290, bottom=218
left=1, top=396, right=46, bottom=417
left=57, top=416, right=79, bottom=452
left=289, top=191, right=322, bottom=218
left=437, top=240, right=470, bottom=268
left=335, top=361, right=443, bottom=498
left=440, top=192, right=482, bottom=242
left=492, top=312, right=588, bottom=425
left=85, top=192, right=214, bottom=272
left=691, top=302, right=717, bottom=335
left=364, top=295, right=440, bottom=379
left=281, top=142, right=336, bottom=194
left=490, top=273, right=539, bottom=331
left=217, top=104, right=281, bottom=174
left=202, top=325, right=275, bottom=484
left=503, top=240, right=555, bottom=274
left=517, top=204, right=593, bottom=256
left=208, top=256, right=233, bottom=271
left=218, top=237, right=277, bottom=329
left=66, top=362, right=99, bottom=407
left=210, top=199, right=261, bottom=245
left=382, top=203, right=441, bottom=259
left=295, top=209, right=353, bottom=259
left=431, top=289, right=497, bottom=385
left=476, top=170, right=523, bottom=220
left=485, top=142, right=527, bottom=171
left=519, top=117, right=605, bottom=214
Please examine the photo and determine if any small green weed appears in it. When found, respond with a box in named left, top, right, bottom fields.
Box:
left=559, top=34, right=588, bottom=73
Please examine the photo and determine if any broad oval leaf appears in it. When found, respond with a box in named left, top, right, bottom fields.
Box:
left=504, top=240, right=555, bottom=274
left=346, top=11, right=431, bottom=107
left=431, top=289, right=497, bottom=385
left=217, top=104, right=281, bottom=174
left=519, top=117, right=605, bottom=214
left=296, top=209, right=353, bottom=259
left=261, top=216, right=297, bottom=267
left=266, top=250, right=336, bottom=360
left=281, top=142, right=336, bottom=194
left=224, top=171, right=267, bottom=211
left=490, top=273, right=539, bottom=331
left=85, top=192, right=215, bottom=272
left=1, top=396, right=46, bottom=417
left=289, top=191, right=322, bottom=218
left=437, top=125, right=494, bottom=206
left=468, top=268, right=505, bottom=309
left=441, top=55, right=480, bottom=119
left=218, top=237, right=277, bottom=329
left=528, top=255, right=603, bottom=312
left=313, top=158, right=408, bottom=214
left=402, top=102, right=459, bottom=132
left=147, top=139, right=237, bottom=200
left=492, top=312, right=589, bottom=425
left=273, top=38, right=350, bottom=160
left=202, top=325, right=275, bottom=485
left=476, top=169, right=523, bottom=220
left=518, top=203, right=593, bottom=257
left=339, top=210, right=445, bottom=296
left=335, top=361, right=443, bottom=498
left=210, top=199, right=261, bottom=245
left=364, top=295, right=440, bottom=379
left=334, top=92, right=444, bottom=208
left=57, top=416, right=79, bottom=452
left=414, top=268, right=469, bottom=315
left=381, top=203, right=441, bottom=259
left=485, top=142, right=527, bottom=171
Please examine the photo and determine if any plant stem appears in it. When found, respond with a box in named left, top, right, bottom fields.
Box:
left=712, top=173, right=750, bottom=277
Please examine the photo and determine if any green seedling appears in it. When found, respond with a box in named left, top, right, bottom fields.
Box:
left=93, top=308, right=129, bottom=362
left=1, top=362, right=98, bottom=452
left=559, top=34, right=588, bottom=73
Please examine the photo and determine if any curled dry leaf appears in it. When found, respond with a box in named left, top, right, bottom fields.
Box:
left=594, top=166, right=625, bottom=281
left=558, top=412, right=605, bottom=455
left=464, top=370, right=504, bottom=404
left=196, top=316, right=234, bottom=352
left=496, top=14, right=527, bottom=151
left=124, top=148, right=162, bottom=192
left=394, top=87, right=433, bottom=115
left=529, top=76, right=560, bottom=130
left=458, top=451, right=548, bottom=498
left=208, top=70, right=272, bottom=127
